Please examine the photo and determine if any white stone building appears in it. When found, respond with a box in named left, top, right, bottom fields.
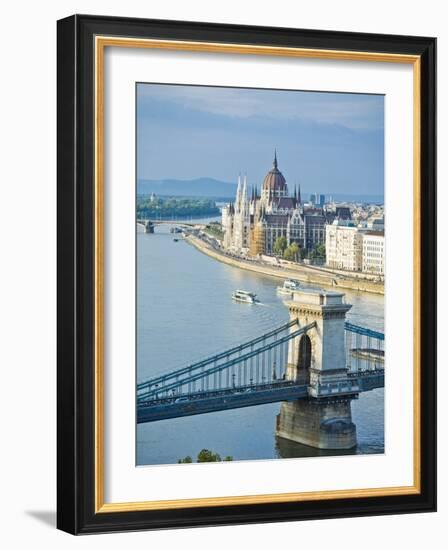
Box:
left=222, top=174, right=252, bottom=254
left=325, top=221, right=365, bottom=271
left=326, top=221, right=385, bottom=276
left=362, top=231, right=385, bottom=276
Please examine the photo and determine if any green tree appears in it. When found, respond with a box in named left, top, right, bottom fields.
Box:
left=309, top=243, right=326, bottom=260
left=177, top=450, right=234, bottom=463
left=136, top=195, right=219, bottom=219
left=273, top=236, right=287, bottom=256
left=283, top=242, right=299, bottom=261
left=204, top=223, right=224, bottom=241
left=315, top=243, right=326, bottom=258
left=197, top=449, right=221, bottom=462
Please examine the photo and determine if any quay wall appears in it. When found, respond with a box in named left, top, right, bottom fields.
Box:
left=185, top=235, right=384, bottom=296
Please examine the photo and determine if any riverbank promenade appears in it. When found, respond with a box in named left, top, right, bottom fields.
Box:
left=186, top=234, right=384, bottom=295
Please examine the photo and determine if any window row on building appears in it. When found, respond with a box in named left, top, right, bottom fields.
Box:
left=325, top=221, right=384, bottom=276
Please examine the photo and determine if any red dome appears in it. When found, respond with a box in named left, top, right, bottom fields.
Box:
left=262, top=152, right=287, bottom=191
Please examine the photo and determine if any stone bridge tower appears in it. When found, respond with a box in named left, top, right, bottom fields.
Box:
left=276, top=288, right=358, bottom=450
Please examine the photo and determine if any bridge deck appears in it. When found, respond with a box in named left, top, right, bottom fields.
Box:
left=138, top=382, right=309, bottom=423
left=137, top=371, right=384, bottom=423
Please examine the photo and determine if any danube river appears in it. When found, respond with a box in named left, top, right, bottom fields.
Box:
left=137, top=224, right=384, bottom=466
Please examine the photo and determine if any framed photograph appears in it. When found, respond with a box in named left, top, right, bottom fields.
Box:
left=57, top=14, right=436, bottom=534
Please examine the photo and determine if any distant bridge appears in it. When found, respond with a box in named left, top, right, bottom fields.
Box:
left=136, top=218, right=207, bottom=233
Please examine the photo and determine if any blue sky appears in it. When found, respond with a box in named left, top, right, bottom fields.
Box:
left=136, top=84, right=384, bottom=197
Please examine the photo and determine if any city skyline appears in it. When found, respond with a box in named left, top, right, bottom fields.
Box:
left=137, top=83, right=384, bottom=197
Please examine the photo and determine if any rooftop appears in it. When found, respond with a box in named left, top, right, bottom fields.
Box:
left=288, top=287, right=348, bottom=307
left=262, top=151, right=287, bottom=192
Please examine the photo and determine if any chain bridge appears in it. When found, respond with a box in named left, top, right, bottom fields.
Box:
left=136, top=218, right=205, bottom=233
left=137, top=288, right=384, bottom=450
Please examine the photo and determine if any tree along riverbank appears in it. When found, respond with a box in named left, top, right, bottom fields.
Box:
left=137, top=195, right=220, bottom=219
left=185, top=234, right=384, bottom=296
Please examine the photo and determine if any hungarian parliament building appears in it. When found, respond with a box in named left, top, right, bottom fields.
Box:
left=222, top=152, right=342, bottom=257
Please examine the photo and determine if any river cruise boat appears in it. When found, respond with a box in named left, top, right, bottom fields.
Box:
left=232, top=290, right=258, bottom=304
left=277, top=279, right=301, bottom=295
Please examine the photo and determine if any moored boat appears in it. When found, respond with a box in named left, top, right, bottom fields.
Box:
left=277, top=279, right=301, bottom=295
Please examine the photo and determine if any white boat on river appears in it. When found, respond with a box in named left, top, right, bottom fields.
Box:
left=277, top=279, right=301, bottom=296
left=232, top=290, right=259, bottom=304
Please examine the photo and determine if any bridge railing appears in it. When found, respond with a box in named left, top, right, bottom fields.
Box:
left=138, top=379, right=301, bottom=407
left=345, top=322, right=384, bottom=374
left=137, top=320, right=384, bottom=406
left=137, top=319, right=300, bottom=396
left=138, top=321, right=316, bottom=403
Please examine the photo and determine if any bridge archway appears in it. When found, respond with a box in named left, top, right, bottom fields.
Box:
left=297, top=335, right=312, bottom=383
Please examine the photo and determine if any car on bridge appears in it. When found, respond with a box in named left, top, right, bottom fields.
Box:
left=174, top=396, right=189, bottom=403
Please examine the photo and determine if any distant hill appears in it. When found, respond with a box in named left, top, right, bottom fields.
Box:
left=137, top=177, right=383, bottom=204
left=137, top=177, right=237, bottom=198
